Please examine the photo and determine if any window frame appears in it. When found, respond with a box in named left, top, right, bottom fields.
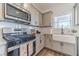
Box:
left=54, top=14, right=72, bottom=28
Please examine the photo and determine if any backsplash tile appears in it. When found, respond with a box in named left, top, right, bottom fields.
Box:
left=0, top=22, right=27, bottom=28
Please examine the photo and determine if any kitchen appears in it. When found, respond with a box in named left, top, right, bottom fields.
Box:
left=0, top=3, right=78, bottom=56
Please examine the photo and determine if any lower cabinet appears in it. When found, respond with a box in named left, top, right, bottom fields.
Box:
left=52, top=40, right=76, bottom=56
left=28, top=42, right=33, bottom=56
left=44, top=34, right=53, bottom=49
left=36, top=39, right=41, bottom=53
left=40, top=36, right=44, bottom=49
left=36, top=35, right=44, bottom=54
left=62, top=43, right=76, bottom=56
left=20, top=41, right=36, bottom=56
left=0, top=44, right=7, bottom=56
left=52, top=41, right=62, bottom=52
left=20, top=43, right=27, bottom=56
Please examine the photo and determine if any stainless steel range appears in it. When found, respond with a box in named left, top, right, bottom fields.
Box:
left=3, top=33, right=35, bottom=48
left=3, top=28, right=36, bottom=48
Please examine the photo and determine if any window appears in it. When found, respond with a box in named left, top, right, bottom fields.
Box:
left=54, top=14, right=72, bottom=28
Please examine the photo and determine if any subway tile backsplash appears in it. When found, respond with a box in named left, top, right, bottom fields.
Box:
left=0, top=22, right=27, bottom=28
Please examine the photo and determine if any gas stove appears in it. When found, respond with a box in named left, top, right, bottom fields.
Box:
left=3, top=33, right=36, bottom=48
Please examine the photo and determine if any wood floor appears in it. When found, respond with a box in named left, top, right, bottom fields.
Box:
left=37, top=48, right=64, bottom=56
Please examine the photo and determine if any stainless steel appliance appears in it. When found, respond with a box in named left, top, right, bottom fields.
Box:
left=2, top=28, right=36, bottom=56
left=4, top=3, right=31, bottom=24
left=3, top=30, right=36, bottom=48
left=7, top=48, right=20, bottom=56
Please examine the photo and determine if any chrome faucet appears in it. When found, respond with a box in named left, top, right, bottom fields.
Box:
left=61, top=27, right=64, bottom=34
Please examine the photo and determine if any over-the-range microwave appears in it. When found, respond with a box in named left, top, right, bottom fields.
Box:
left=4, top=3, right=31, bottom=23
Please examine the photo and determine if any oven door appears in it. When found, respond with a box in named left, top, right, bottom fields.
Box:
left=4, top=3, right=29, bottom=23
left=7, top=48, right=20, bottom=56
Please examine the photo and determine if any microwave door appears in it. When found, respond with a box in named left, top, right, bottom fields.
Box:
left=4, top=3, right=31, bottom=24
left=4, top=4, right=18, bottom=20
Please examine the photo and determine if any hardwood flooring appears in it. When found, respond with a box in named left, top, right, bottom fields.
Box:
left=37, top=48, right=64, bottom=56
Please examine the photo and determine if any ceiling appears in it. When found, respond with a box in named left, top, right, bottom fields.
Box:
left=32, top=3, right=75, bottom=15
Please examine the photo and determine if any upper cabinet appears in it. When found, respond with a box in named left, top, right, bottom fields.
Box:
left=42, top=11, right=53, bottom=26
left=24, top=4, right=42, bottom=26
left=0, top=4, right=4, bottom=19
left=74, top=3, right=79, bottom=25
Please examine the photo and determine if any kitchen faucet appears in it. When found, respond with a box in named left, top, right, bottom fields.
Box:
left=61, top=26, right=64, bottom=35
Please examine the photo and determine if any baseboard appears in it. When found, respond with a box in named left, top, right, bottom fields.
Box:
left=44, top=47, right=71, bottom=56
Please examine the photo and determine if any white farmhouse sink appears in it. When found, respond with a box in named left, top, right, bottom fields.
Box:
left=53, top=35, right=76, bottom=44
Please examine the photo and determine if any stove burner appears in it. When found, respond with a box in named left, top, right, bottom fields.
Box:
left=3, top=33, right=36, bottom=48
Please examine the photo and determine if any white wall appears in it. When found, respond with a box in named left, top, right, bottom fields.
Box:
left=0, top=22, right=26, bottom=28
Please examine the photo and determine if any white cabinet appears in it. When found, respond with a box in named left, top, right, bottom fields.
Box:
left=0, top=44, right=7, bottom=56
left=24, top=4, right=42, bottom=26
left=74, top=4, right=79, bottom=25
left=20, top=43, right=27, bottom=56
left=42, top=11, right=53, bottom=26
left=44, top=34, right=53, bottom=49
left=0, top=4, right=4, bottom=19
left=74, top=4, right=78, bottom=25
left=20, top=41, right=34, bottom=56
left=36, top=37, right=41, bottom=53
left=30, top=11, right=39, bottom=26
left=52, top=40, right=76, bottom=56
left=40, top=35, right=44, bottom=49
left=28, top=42, right=33, bottom=56
left=52, top=41, right=62, bottom=52
left=62, top=43, right=76, bottom=56
left=36, top=35, right=44, bottom=54
left=52, top=34, right=76, bottom=55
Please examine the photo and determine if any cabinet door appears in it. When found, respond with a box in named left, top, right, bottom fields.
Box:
left=40, top=36, right=44, bottom=49
left=36, top=39, right=40, bottom=53
left=62, top=43, right=76, bottom=56
left=28, top=42, right=33, bottom=56
left=45, top=35, right=53, bottom=49
left=74, top=4, right=79, bottom=25
left=52, top=41, right=62, bottom=52
left=0, top=45, right=7, bottom=56
left=20, top=43, right=27, bottom=56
